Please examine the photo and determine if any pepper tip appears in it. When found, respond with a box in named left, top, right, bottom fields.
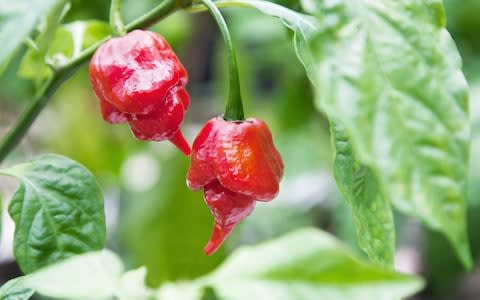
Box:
left=204, top=223, right=233, bottom=256
left=169, top=131, right=191, bottom=155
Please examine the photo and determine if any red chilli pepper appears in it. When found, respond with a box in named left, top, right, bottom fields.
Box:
left=187, top=117, right=284, bottom=255
left=89, top=30, right=191, bottom=155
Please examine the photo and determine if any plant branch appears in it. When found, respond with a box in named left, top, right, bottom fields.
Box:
left=0, top=0, right=179, bottom=164
left=199, top=0, right=244, bottom=121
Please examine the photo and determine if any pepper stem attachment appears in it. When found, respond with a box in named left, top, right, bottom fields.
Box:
left=109, top=0, right=127, bottom=35
left=199, top=0, right=244, bottom=121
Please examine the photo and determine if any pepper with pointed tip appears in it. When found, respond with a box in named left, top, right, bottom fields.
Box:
left=89, top=30, right=191, bottom=155
left=187, top=117, right=284, bottom=255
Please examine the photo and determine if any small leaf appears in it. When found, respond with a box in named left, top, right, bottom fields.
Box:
left=206, top=228, right=423, bottom=300
left=17, top=0, right=69, bottom=84
left=55, top=20, right=112, bottom=61
left=0, top=0, right=67, bottom=74
left=18, top=19, right=111, bottom=83
left=24, top=250, right=122, bottom=300
left=0, top=154, right=106, bottom=273
left=332, top=122, right=395, bottom=266
left=0, top=277, right=34, bottom=300
left=292, top=0, right=471, bottom=268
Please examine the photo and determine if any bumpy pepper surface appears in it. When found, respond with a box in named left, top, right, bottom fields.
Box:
left=187, top=117, right=284, bottom=255
left=89, top=30, right=191, bottom=155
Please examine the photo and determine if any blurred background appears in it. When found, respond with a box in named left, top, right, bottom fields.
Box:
left=0, top=0, right=479, bottom=299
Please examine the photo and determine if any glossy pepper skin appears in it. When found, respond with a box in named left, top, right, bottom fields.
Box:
left=187, top=117, right=284, bottom=255
left=89, top=30, right=191, bottom=155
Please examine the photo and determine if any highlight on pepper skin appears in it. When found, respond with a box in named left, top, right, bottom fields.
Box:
left=187, top=116, right=284, bottom=255
left=89, top=30, right=191, bottom=155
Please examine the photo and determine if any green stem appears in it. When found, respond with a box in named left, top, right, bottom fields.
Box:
left=126, top=0, right=179, bottom=31
left=0, top=0, right=179, bottom=164
left=109, top=0, right=127, bottom=35
left=199, top=0, right=244, bottom=121
left=0, top=75, right=61, bottom=162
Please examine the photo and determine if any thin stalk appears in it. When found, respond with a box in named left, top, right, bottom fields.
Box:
left=0, top=74, right=67, bottom=162
left=200, top=0, right=244, bottom=121
left=0, top=0, right=179, bottom=164
left=109, top=0, right=127, bottom=35
left=126, top=0, right=178, bottom=31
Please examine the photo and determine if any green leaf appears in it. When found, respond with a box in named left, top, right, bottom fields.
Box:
left=18, top=19, right=111, bottom=83
left=52, top=20, right=111, bottom=62
left=205, top=228, right=423, bottom=300
left=0, top=154, right=106, bottom=273
left=24, top=250, right=123, bottom=300
left=331, top=122, right=395, bottom=266
left=0, top=277, right=34, bottom=300
left=0, top=0, right=67, bottom=74
left=294, top=0, right=471, bottom=267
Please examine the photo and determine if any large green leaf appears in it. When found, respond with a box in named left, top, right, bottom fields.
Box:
left=293, top=0, right=471, bottom=267
left=204, top=228, right=422, bottom=300
left=208, top=0, right=471, bottom=268
left=0, top=277, right=34, bottom=300
left=157, top=228, right=422, bottom=300
left=331, top=122, right=395, bottom=266
left=0, top=154, right=106, bottom=273
left=0, top=0, right=67, bottom=74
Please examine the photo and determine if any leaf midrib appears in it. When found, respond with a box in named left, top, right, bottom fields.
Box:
left=352, top=0, right=459, bottom=138
left=335, top=0, right=462, bottom=194
left=19, top=176, right=64, bottom=255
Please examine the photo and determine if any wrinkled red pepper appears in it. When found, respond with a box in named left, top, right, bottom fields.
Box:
left=187, top=117, right=284, bottom=255
left=89, top=30, right=191, bottom=155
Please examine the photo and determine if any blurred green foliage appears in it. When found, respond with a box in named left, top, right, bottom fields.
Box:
left=120, top=153, right=226, bottom=286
